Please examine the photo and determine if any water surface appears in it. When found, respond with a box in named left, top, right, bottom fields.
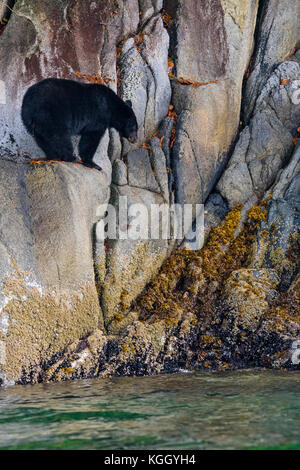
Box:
left=0, top=370, right=299, bottom=450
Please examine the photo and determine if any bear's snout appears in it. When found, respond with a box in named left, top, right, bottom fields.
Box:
left=127, top=132, right=137, bottom=143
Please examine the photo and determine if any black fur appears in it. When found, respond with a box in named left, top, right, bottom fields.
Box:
left=21, top=78, right=138, bottom=170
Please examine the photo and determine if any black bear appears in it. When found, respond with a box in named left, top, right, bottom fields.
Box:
left=21, top=78, right=138, bottom=170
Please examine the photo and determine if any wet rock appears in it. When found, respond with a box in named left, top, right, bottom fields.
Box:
left=249, top=144, right=300, bottom=288
left=220, top=268, right=280, bottom=341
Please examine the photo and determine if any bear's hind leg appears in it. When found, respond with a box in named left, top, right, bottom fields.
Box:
left=79, top=130, right=104, bottom=171
left=34, top=132, right=76, bottom=162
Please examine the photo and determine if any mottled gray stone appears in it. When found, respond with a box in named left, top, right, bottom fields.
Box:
left=142, top=17, right=171, bottom=133
left=127, top=148, right=160, bottom=193
left=0, top=159, right=110, bottom=293
left=217, top=61, right=300, bottom=208
left=138, top=0, right=162, bottom=23
left=244, top=0, right=300, bottom=122
left=99, top=184, right=168, bottom=330
left=150, top=137, right=169, bottom=203
left=156, top=116, right=174, bottom=168
left=119, top=16, right=171, bottom=147
left=112, top=159, right=128, bottom=186
left=119, top=38, right=149, bottom=150
left=204, top=193, right=229, bottom=232
left=108, top=129, right=122, bottom=163
left=167, top=0, right=259, bottom=205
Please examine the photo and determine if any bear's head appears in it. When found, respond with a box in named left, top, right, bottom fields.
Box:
left=121, top=100, right=138, bottom=143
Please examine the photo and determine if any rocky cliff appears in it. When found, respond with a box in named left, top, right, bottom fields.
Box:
left=0, top=0, right=299, bottom=385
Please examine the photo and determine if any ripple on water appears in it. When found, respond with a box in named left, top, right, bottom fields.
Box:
left=0, top=370, right=299, bottom=450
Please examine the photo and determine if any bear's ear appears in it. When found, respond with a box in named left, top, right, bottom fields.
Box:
left=126, top=99, right=133, bottom=108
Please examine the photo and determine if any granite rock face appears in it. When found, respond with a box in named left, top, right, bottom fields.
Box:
left=217, top=60, right=300, bottom=208
left=119, top=15, right=171, bottom=149
left=244, top=0, right=300, bottom=122
left=97, top=183, right=168, bottom=331
left=167, top=0, right=259, bottom=206
left=0, top=159, right=110, bottom=385
left=0, top=1, right=299, bottom=385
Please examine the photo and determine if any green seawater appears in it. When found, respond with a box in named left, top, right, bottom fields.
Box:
left=0, top=370, right=299, bottom=450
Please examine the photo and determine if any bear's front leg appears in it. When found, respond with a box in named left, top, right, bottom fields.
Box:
left=79, top=130, right=104, bottom=171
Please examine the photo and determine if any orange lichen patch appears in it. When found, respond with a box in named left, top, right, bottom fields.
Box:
left=134, top=32, right=144, bottom=53
left=280, top=78, right=291, bottom=86
left=169, top=73, right=219, bottom=87
left=297, top=127, right=300, bottom=134
left=75, top=71, right=114, bottom=86
left=110, top=8, right=118, bottom=17
left=113, top=313, right=124, bottom=323
left=29, top=159, right=83, bottom=168
left=288, top=45, right=298, bottom=58
left=168, top=58, right=174, bottom=74
left=293, top=137, right=299, bottom=146
left=180, top=77, right=219, bottom=87
left=161, top=9, right=172, bottom=28
left=170, top=131, right=176, bottom=149
left=246, top=56, right=254, bottom=79
left=142, top=142, right=151, bottom=151
left=29, top=158, right=50, bottom=165
left=168, top=105, right=178, bottom=149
